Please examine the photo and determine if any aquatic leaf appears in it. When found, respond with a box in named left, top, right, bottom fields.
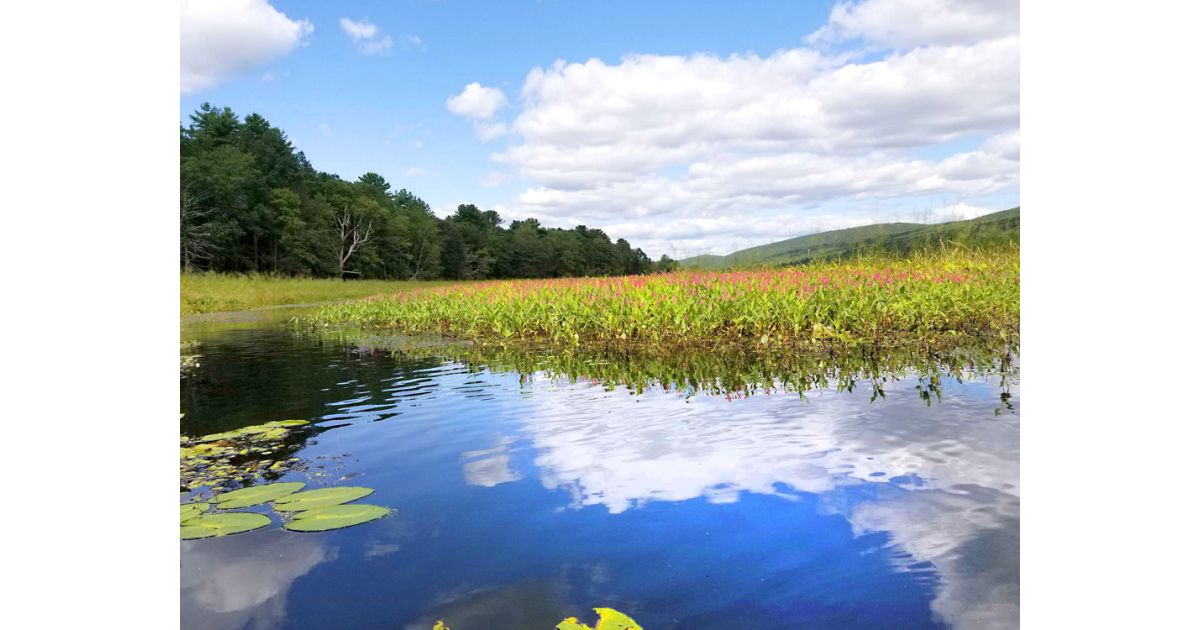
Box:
left=180, top=513, right=271, bottom=539
left=594, top=608, right=642, bottom=630
left=264, top=419, right=310, bottom=427
left=282, top=504, right=390, bottom=531
left=261, top=427, right=290, bottom=439
left=198, top=430, right=243, bottom=443
left=272, top=487, right=373, bottom=512
left=556, top=609, right=641, bottom=630
left=214, top=481, right=305, bottom=508
left=180, top=503, right=209, bottom=522
left=432, top=622, right=450, bottom=630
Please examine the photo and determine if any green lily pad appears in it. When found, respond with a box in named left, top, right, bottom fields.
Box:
left=282, top=504, right=390, bottom=532
left=214, top=481, right=305, bottom=509
left=273, top=487, right=374, bottom=512
left=180, top=503, right=210, bottom=522
left=180, top=513, right=271, bottom=539
left=198, top=430, right=243, bottom=443
left=264, top=419, right=310, bottom=428
left=556, top=609, right=642, bottom=630
left=593, top=608, right=642, bottom=630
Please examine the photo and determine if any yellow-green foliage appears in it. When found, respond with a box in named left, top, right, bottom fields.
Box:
left=310, top=248, right=1019, bottom=350
left=181, top=273, right=448, bottom=315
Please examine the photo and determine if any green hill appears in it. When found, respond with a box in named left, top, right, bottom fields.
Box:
left=679, top=207, right=1019, bottom=269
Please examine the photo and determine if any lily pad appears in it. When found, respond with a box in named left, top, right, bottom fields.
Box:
left=180, top=513, right=271, bottom=539
left=273, top=486, right=374, bottom=512
left=556, top=609, right=642, bottom=630
left=198, top=430, right=243, bottom=443
left=282, top=504, right=390, bottom=532
left=264, top=419, right=310, bottom=428
left=214, top=481, right=305, bottom=509
left=180, top=503, right=210, bottom=522
left=593, top=608, right=642, bottom=630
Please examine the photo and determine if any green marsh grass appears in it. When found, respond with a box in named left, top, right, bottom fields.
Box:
left=308, top=247, right=1019, bottom=351
left=180, top=273, right=448, bottom=315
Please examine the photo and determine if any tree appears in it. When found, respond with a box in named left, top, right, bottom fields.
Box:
left=331, top=205, right=374, bottom=278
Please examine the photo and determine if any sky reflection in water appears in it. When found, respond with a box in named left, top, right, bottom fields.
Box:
left=181, top=323, right=1018, bottom=629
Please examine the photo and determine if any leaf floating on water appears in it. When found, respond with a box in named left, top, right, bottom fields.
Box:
left=264, top=419, right=310, bottom=428
left=282, top=504, right=390, bottom=531
left=432, top=622, right=450, bottom=630
left=556, top=609, right=642, bottom=630
left=594, top=608, right=642, bottom=630
left=180, top=503, right=210, bottom=523
left=198, top=430, right=243, bottom=443
left=272, top=487, right=374, bottom=512
left=214, top=482, right=305, bottom=509
left=180, top=513, right=271, bottom=539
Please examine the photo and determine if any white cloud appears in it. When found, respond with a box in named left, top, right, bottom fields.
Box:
left=447, top=83, right=510, bottom=142
left=339, top=17, right=392, bottom=55
left=402, top=166, right=429, bottom=178
left=808, top=0, right=1019, bottom=48
left=474, top=0, right=1018, bottom=257
left=446, top=82, right=508, bottom=120
left=180, top=0, right=313, bottom=93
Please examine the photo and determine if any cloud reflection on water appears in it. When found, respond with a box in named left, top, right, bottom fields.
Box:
left=515, top=375, right=1019, bottom=629
left=181, top=529, right=334, bottom=630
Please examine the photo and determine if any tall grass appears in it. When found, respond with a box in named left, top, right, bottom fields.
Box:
left=309, top=247, right=1019, bottom=350
left=180, top=273, right=448, bottom=315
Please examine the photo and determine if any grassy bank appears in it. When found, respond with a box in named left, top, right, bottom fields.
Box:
left=308, top=247, right=1019, bottom=350
left=181, top=273, right=447, bottom=315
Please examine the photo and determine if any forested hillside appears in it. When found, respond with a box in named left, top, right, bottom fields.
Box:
left=181, top=104, right=675, bottom=279
left=680, top=208, right=1019, bottom=269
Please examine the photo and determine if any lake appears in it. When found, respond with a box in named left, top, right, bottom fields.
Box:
left=181, top=310, right=1019, bottom=630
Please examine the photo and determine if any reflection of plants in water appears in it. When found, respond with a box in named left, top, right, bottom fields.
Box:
left=181, top=480, right=391, bottom=539
left=330, top=330, right=1018, bottom=407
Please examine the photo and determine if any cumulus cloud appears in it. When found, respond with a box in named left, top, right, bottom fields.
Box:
left=180, top=0, right=313, bottom=93
left=455, top=1, right=1019, bottom=256
left=808, top=0, right=1019, bottom=48
left=447, top=83, right=510, bottom=141
left=339, top=17, right=393, bottom=55
left=447, top=82, right=508, bottom=120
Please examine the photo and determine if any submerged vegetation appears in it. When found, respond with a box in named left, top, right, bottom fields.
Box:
left=309, top=247, right=1019, bottom=352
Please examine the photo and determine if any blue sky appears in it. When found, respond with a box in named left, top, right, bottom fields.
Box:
left=181, top=0, right=1020, bottom=258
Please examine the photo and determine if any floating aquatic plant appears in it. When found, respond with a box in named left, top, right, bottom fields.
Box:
left=430, top=608, right=642, bottom=630
left=180, top=513, right=271, bottom=540
left=214, top=481, right=306, bottom=509
left=180, top=419, right=311, bottom=491
left=180, top=502, right=209, bottom=522
left=272, top=486, right=374, bottom=512
left=282, top=504, right=391, bottom=532
left=556, top=608, right=643, bottom=630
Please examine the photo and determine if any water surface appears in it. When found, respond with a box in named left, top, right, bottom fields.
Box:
left=181, top=315, right=1018, bottom=629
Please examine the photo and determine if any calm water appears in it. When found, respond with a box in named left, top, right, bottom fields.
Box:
left=181, top=313, right=1019, bottom=630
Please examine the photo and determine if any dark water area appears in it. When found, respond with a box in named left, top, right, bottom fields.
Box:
left=181, top=314, right=1019, bottom=630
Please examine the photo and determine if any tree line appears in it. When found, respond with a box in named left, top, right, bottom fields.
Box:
left=181, top=103, right=676, bottom=279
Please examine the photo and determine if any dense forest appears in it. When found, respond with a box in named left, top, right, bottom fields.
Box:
left=181, top=104, right=675, bottom=279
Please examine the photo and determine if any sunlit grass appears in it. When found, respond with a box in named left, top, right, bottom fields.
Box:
left=308, top=247, right=1019, bottom=350
left=180, top=273, right=449, bottom=315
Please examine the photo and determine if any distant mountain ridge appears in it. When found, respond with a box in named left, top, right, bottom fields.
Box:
left=679, top=208, right=1019, bottom=269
